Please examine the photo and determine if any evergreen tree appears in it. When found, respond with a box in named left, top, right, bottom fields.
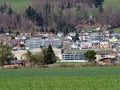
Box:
left=74, top=32, right=79, bottom=42
left=67, top=2, right=71, bottom=9
left=99, top=4, right=104, bottom=13
left=26, top=6, right=36, bottom=22
left=94, top=0, right=104, bottom=7
left=8, top=7, right=13, bottom=15
left=25, top=6, right=43, bottom=26
left=42, top=45, right=56, bottom=64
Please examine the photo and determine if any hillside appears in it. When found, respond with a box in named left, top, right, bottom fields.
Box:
left=0, top=0, right=119, bottom=33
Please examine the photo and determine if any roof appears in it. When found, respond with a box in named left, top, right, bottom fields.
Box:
left=4, top=60, right=24, bottom=65
left=99, top=58, right=111, bottom=61
left=10, top=60, right=24, bottom=64
left=96, top=50, right=115, bottom=55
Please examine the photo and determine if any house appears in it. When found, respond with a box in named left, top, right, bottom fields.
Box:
left=0, top=34, right=12, bottom=41
left=89, top=35, right=103, bottom=43
left=78, top=33, right=90, bottom=42
left=82, top=35, right=90, bottom=41
left=79, top=42, right=92, bottom=50
left=20, top=32, right=31, bottom=37
left=102, top=30, right=110, bottom=40
left=25, top=37, right=43, bottom=49
left=116, top=52, right=120, bottom=61
left=15, top=35, right=27, bottom=40
left=3, top=40, right=25, bottom=47
left=44, top=38, right=62, bottom=48
left=96, top=41, right=111, bottom=49
left=25, top=37, right=62, bottom=49
left=99, top=58, right=117, bottom=64
left=57, top=31, right=63, bottom=37
left=36, top=32, right=54, bottom=37
left=4, top=60, right=25, bottom=68
left=10, top=60, right=24, bottom=66
left=62, top=52, right=85, bottom=62
left=112, top=42, right=120, bottom=49
left=68, top=32, right=76, bottom=37
left=96, top=50, right=116, bottom=61
left=71, top=42, right=78, bottom=49
left=65, top=35, right=73, bottom=41
left=109, top=34, right=120, bottom=42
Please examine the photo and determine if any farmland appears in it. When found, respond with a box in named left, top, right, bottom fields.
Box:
left=0, top=66, right=120, bottom=90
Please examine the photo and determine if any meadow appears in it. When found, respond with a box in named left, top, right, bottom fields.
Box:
left=0, top=0, right=31, bottom=9
left=0, top=66, right=120, bottom=90
left=113, top=28, right=120, bottom=33
left=0, top=0, right=119, bottom=10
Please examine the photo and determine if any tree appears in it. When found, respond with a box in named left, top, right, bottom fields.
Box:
left=67, top=2, right=71, bottom=9
left=42, top=45, right=56, bottom=64
left=25, top=50, right=36, bottom=65
left=32, top=53, right=44, bottom=65
left=25, top=51, right=44, bottom=65
left=25, top=6, right=43, bottom=26
left=84, top=50, right=96, bottom=63
left=74, top=32, right=79, bottom=42
left=99, top=4, right=104, bottom=13
left=0, top=43, right=14, bottom=66
left=26, top=50, right=32, bottom=61
left=25, top=6, right=36, bottom=22
left=93, top=0, right=104, bottom=7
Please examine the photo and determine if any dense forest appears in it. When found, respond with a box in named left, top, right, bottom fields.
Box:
left=0, top=0, right=120, bottom=34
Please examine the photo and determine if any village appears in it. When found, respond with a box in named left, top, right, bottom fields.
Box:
left=0, top=27, right=120, bottom=66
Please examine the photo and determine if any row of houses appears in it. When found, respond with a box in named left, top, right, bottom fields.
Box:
left=61, top=50, right=118, bottom=64
left=67, top=32, right=120, bottom=50
left=25, top=37, right=62, bottom=49
left=62, top=30, right=120, bottom=64
left=1, top=30, right=120, bottom=50
left=1, top=30, right=120, bottom=64
left=0, top=31, right=63, bottom=50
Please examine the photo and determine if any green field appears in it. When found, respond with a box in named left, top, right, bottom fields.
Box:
left=104, top=0, right=120, bottom=9
left=0, top=66, right=120, bottom=90
left=113, top=28, right=120, bottom=33
left=0, top=0, right=31, bottom=9
left=0, top=0, right=120, bottom=10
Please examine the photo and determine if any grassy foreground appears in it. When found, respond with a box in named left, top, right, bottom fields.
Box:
left=0, top=76, right=120, bottom=90
left=0, top=66, right=120, bottom=90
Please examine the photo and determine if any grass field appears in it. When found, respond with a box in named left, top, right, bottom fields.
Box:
left=0, top=0, right=31, bottom=9
left=104, top=0, right=120, bottom=9
left=113, top=28, right=120, bottom=33
left=0, top=66, right=120, bottom=90
left=0, top=0, right=119, bottom=10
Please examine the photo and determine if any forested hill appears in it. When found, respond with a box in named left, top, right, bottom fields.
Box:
left=0, top=0, right=120, bottom=34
